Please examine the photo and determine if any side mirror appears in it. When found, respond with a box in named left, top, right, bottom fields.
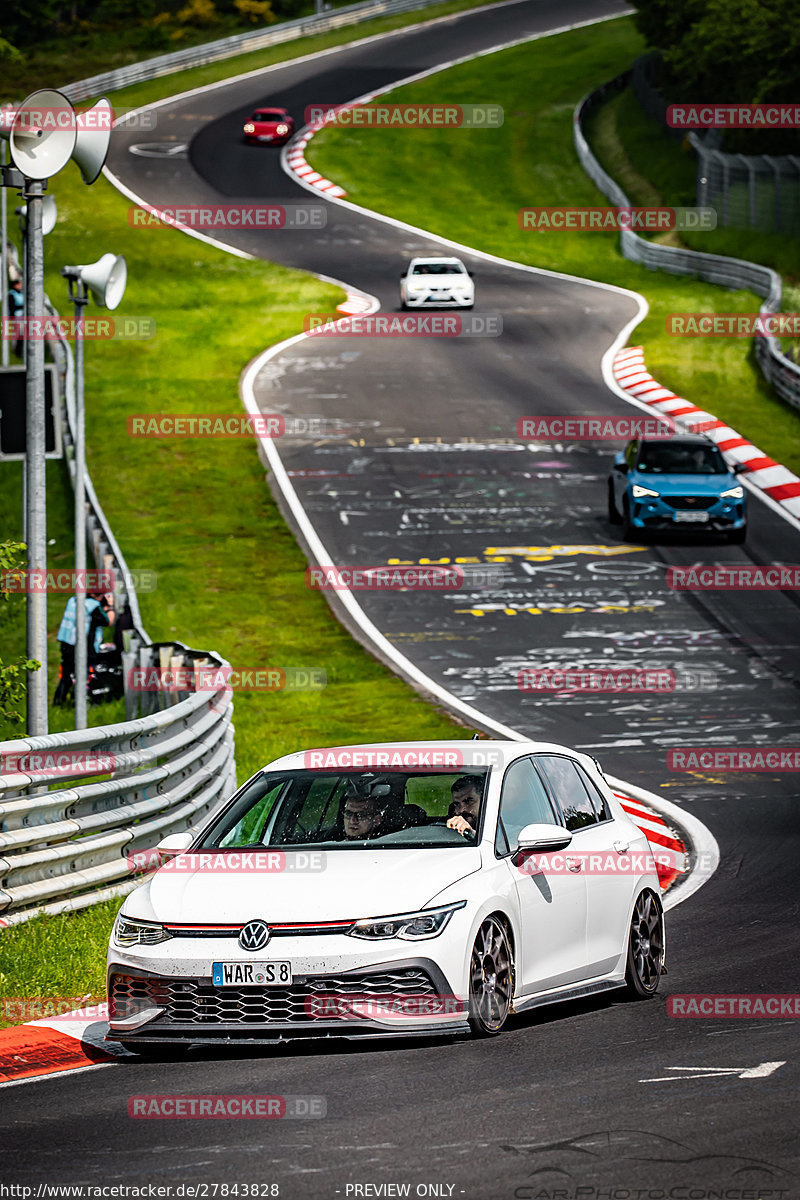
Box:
left=516, top=823, right=572, bottom=852
left=156, top=831, right=193, bottom=857
left=468, top=271, right=475, bottom=278
left=732, top=462, right=745, bottom=474
left=615, top=461, right=628, bottom=474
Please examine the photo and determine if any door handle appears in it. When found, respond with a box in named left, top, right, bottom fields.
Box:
left=613, top=840, right=629, bottom=854
left=566, top=856, right=582, bottom=872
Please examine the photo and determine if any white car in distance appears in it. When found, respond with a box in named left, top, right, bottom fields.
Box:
left=106, top=740, right=666, bottom=1055
left=400, top=256, right=475, bottom=309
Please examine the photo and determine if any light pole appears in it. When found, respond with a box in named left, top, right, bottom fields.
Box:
left=1, top=89, right=113, bottom=735
left=61, top=254, right=127, bottom=729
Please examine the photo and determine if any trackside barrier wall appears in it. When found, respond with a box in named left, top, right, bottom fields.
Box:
left=0, top=642, right=236, bottom=926
left=60, top=0, right=456, bottom=102
left=573, top=74, right=800, bottom=413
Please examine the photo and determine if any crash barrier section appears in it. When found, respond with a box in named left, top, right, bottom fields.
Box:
left=573, top=74, right=800, bottom=414
left=0, top=640, right=236, bottom=926
left=60, top=0, right=458, bottom=103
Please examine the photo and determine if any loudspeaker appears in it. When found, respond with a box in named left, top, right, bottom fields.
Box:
left=72, top=98, right=112, bottom=184
left=76, top=253, right=127, bottom=310
left=16, top=193, right=58, bottom=236
left=7, top=90, right=77, bottom=180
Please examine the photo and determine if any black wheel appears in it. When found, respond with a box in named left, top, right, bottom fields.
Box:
left=621, top=497, right=634, bottom=541
left=468, top=916, right=514, bottom=1036
left=608, top=481, right=621, bottom=524
left=729, top=525, right=747, bottom=544
left=624, top=890, right=664, bottom=998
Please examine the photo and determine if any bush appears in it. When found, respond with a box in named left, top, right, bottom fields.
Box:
left=234, top=0, right=276, bottom=23
left=176, top=0, right=218, bottom=25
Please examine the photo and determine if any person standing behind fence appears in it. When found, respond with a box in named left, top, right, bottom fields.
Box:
left=53, top=587, right=115, bottom=705
left=7, top=277, right=24, bottom=358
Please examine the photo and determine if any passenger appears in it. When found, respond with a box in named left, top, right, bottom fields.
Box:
left=446, top=775, right=483, bottom=838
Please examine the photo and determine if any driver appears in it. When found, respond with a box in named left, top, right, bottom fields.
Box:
left=446, top=775, right=483, bottom=838
left=342, top=794, right=385, bottom=841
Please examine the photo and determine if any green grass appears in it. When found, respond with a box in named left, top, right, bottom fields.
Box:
left=308, top=16, right=800, bottom=474
left=0, top=900, right=120, bottom=1019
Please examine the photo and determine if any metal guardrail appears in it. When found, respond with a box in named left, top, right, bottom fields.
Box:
left=0, top=650, right=236, bottom=925
left=0, top=310, right=237, bottom=927
left=573, top=74, right=800, bottom=413
left=60, top=0, right=454, bottom=103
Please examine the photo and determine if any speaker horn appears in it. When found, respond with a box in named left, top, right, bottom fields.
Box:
left=72, top=98, right=113, bottom=184
left=8, top=90, right=77, bottom=180
left=64, top=253, right=127, bottom=310
left=16, top=193, right=58, bottom=236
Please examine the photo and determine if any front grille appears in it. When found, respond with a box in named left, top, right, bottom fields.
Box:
left=163, top=923, right=353, bottom=938
left=664, top=495, right=718, bottom=510
left=111, top=969, right=439, bottom=1026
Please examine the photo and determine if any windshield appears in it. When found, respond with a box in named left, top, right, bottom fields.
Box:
left=253, top=111, right=286, bottom=121
left=198, top=769, right=489, bottom=850
left=412, top=263, right=464, bottom=275
left=637, top=443, right=728, bottom=475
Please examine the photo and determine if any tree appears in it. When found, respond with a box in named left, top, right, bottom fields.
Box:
left=631, top=0, right=800, bottom=102
left=0, top=541, right=40, bottom=727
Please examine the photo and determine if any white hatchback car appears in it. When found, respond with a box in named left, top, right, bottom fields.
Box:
left=400, top=256, right=474, bottom=309
left=106, top=740, right=665, bottom=1054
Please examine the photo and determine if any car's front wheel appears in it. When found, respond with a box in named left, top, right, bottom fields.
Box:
left=621, top=497, right=634, bottom=540
left=624, top=889, right=664, bottom=998
left=729, top=525, right=747, bottom=544
left=468, top=915, right=514, bottom=1035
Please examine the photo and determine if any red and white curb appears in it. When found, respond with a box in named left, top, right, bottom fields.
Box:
left=285, top=128, right=346, bottom=198
left=0, top=1005, right=119, bottom=1085
left=616, top=792, right=686, bottom=891
left=614, top=347, right=800, bottom=521
left=336, top=293, right=373, bottom=315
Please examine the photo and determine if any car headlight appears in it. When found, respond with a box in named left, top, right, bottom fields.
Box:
left=406, top=280, right=426, bottom=291
left=720, top=485, right=744, bottom=499
left=632, top=484, right=660, bottom=499
left=276, top=123, right=289, bottom=135
left=115, top=914, right=172, bottom=947
left=243, top=123, right=255, bottom=134
left=348, top=901, right=466, bottom=941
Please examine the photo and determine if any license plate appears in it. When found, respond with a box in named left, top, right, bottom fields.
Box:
left=673, top=510, right=709, bottom=523
left=212, top=961, right=292, bottom=986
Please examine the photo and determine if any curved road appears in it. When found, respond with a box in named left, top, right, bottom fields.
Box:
left=4, top=2, right=798, bottom=1195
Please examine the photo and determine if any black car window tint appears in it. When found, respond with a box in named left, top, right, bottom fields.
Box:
left=536, top=755, right=598, bottom=832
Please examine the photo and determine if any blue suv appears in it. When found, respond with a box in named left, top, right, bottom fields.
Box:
left=608, top=434, right=747, bottom=543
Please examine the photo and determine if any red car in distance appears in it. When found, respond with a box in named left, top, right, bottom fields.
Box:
left=242, top=107, right=294, bottom=145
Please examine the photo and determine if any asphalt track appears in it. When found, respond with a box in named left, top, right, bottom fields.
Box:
left=3, top=1, right=798, bottom=1194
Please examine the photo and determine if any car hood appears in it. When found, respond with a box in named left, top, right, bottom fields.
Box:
left=631, top=471, right=736, bottom=494
left=125, top=847, right=483, bottom=924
